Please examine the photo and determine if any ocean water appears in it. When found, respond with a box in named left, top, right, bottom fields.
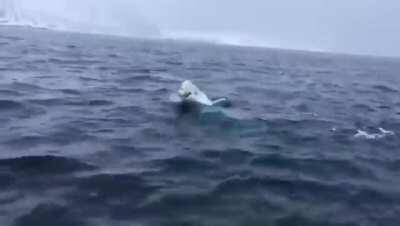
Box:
left=1, top=26, right=400, bottom=226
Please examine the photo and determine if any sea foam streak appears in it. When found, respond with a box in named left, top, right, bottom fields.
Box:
left=354, top=128, right=395, bottom=140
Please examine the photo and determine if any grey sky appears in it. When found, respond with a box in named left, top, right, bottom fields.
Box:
left=17, top=0, right=400, bottom=56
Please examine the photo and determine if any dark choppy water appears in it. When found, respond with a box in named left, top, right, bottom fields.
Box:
left=1, top=26, right=400, bottom=226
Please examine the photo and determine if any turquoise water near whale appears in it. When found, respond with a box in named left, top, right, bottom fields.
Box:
left=1, top=26, right=400, bottom=226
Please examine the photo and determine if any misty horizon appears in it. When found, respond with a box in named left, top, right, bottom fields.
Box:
left=1, top=0, right=399, bottom=57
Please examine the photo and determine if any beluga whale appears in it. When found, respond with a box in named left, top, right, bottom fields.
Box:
left=170, top=80, right=229, bottom=107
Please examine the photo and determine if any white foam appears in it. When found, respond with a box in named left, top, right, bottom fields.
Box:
left=378, top=128, right=395, bottom=136
left=354, top=128, right=395, bottom=140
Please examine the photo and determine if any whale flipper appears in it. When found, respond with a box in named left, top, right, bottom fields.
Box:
left=212, top=97, right=231, bottom=107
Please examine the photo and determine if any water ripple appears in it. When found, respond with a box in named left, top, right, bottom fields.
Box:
left=1, top=26, right=400, bottom=226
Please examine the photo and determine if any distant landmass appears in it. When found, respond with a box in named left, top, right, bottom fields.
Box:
left=0, top=0, right=23, bottom=24
left=0, top=0, right=160, bottom=37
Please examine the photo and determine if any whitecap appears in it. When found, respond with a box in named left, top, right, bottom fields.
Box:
left=354, top=128, right=395, bottom=140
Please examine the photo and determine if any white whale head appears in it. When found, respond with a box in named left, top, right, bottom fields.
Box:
left=178, top=80, right=213, bottom=106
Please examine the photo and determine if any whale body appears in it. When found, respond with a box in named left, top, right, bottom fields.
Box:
left=171, top=80, right=228, bottom=106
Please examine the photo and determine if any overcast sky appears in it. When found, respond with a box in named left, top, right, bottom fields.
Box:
left=16, top=0, right=400, bottom=56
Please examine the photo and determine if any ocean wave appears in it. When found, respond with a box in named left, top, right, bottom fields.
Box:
left=0, top=155, right=96, bottom=175
left=0, top=99, right=23, bottom=110
left=1, top=26, right=400, bottom=226
left=251, top=154, right=376, bottom=180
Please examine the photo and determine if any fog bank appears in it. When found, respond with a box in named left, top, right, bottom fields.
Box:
left=1, top=0, right=399, bottom=57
